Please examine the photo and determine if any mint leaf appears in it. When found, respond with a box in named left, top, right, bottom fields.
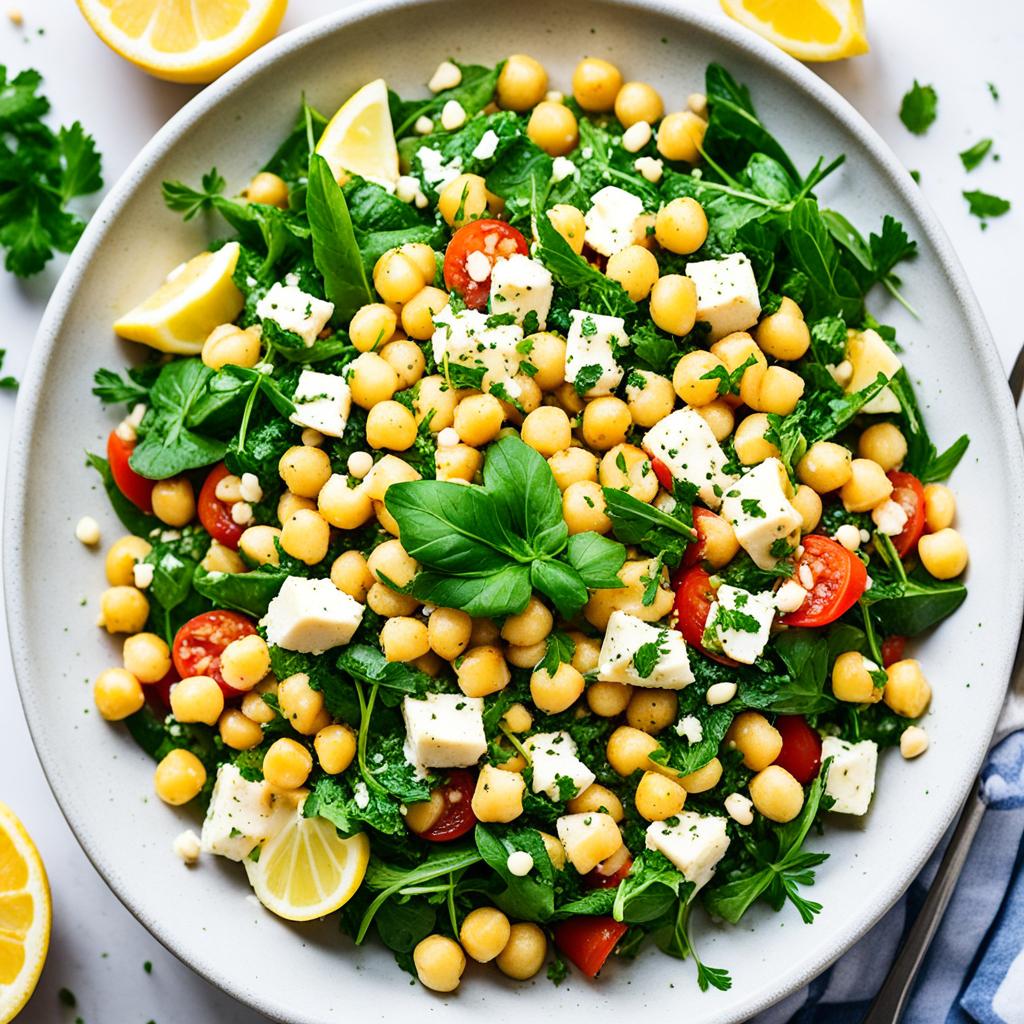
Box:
left=899, top=81, right=937, bottom=135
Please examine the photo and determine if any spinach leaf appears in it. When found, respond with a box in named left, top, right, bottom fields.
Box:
left=374, top=896, right=436, bottom=953
left=303, top=774, right=406, bottom=836
left=740, top=630, right=835, bottom=715
left=85, top=452, right=158, bottom=537
left=390, top=62, right=502, bottom=138
left=474, top=824, right=556, bottom=922
left=865, top=569, right=967, bottom=636
left=649, top=688, right=733, bottom=777
left=887, top=369, right=969, bottom=482
left=612, top=849, right=687, bottom=924
left=530, top=559, right=589, bottom=620
left=262, top=100, right=328, bottom=183
left=336, top=644, right=431, bottom=698
left=192, top=564, right=287, bottom=617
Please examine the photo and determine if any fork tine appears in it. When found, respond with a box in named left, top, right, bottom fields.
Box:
left=1008, top=341, right=1024, bottom=403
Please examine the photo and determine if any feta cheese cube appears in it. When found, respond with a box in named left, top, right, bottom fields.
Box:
left=584, top=185, right=645, bottom=257
left=642, top=407, right=736, bottom=509
left=489, top=254, right=553, bottom=330
left=846, top=328, right=902, bottom=415
left=675, top=715, right=704, bottom=744
left=644, top=812, right=730, bottom=891
left=685, top=253, right=761, bottom=341
left=551, top=156, right=577, bottom=182
left=720, top=458, right=802, bottom=569
left=200, top=764, right=293, bottom=861
left=256, top=282, right=334, bottom=347
left=556, top=812, right=623, bottom=874
left=261, top=576, right=364, bottom=654
left=564, top=309, right=628, bottom=397
left=704, top=584, right=775, bottom=665
left=821, top=736, right=878, bottom=814
left=598, top=610, right=694, bottom=689
left=402, top=693, right=486, bottom=769
left=431, top=305, right=525, bottom=387
left=288, top=369, right=352, bottom=438
left=524, top=731, right=595, bottom=801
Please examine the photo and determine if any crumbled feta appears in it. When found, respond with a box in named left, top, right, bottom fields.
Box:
left=506, top=851, right=534, bottom=876
left=288, top=368, right=352, bottom=438
left=675, top=715, right=704, bottom=744
left=489, top=254, right=553, bottom=330
left=872, top=498, right=909, bottom=536
left=133, top=562, right=154, bottom=589
left=440, top=99, right=466, bottom=131
left=172, top=829, right=201, bottom=865
left=429, top=60, right=462, bottom=92
left=704, top=584, right=775, bottom=665
left=416, top=146, right=463, bottom=189
left=644, top=812, right=730, bottom=891
left=256, top=283, right=334, bottom=347
left=524, top=731, right=595, bottom=801
left=239, top=473, right=263, bottom=504
left=597, top=610, right=694, bottom=689
left=551, top=156, right=577, bottom=182
left=724, top=793, right=754, bottom=826
left=685, top=252, right=761, bottom=341
left=564, top=309, right=628, bottom=397
left=200, top=764, right=292, bottom=861
left=395, top=174, right=420, bottom=203
left=622, top=121, right=652, bottom=152
left=642, top=407, right=736, bottom=510
left=402, top=693, right=486, bottom=769
left=353, top=781, right=370, bottom=809
left=774, top=579, right=808, bottom=613
left=75, top=516, right=100, bottom=546
left=431, top=306, right=524, bottom=388
left=706, top=681, right=737, bottom=706
left=465, top=249, right=492, bottom=283
left=720, top=458, right=802, bottom=569
left=584, top=185, right=645, bottom=257
left=821, top=736, right=878, bottom=815
left=261, top=576, right=365, bottom=654
left=471, top=129, right=500, bottom=161
left=845, top=328, right=902, bottom=414
left=634, top=156, right=664, bottom=183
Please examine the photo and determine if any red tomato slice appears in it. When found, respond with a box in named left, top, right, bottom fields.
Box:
left=554, top=916, right=628, bottom=978
left=198, top=462, right=245, bottom=549
left=443, top=219, right=528, bottom=309
left=107, top=429, right=155, bottom=513
left=147, top=667, right=180, bottom=711
left=172, top=610, right=257, bottom=698
left=585, top=853, right=633, bottom=890
left=650, top=455, right=674, bottom=492
left=782, top=535, right=867, bottom=628
left=887, top=471, right=925, bottom=558
left=772, top=714, right=822, bottom=784
left=881, top=635, right=906, bottom=668
left=412, top=770, right=477, bottom=843
left=671, top=565, right=738, bottom=667
left=682, top=507, right=725, bottom=569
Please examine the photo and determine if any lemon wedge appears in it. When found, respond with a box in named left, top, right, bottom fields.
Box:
left=75, top=0, right=287, bottom=84
left=720, top=0, right=869, bottom=62
left=0, top=803, right=50, bottom=1024
left=316, top=79, right=400, bottom=188
left=244, top=802, right=370, bottom=922
left=113, top=242, right=244, bottom=355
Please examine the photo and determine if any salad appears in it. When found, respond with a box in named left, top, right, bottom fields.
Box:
left=85, top=52, right=971, bottom=994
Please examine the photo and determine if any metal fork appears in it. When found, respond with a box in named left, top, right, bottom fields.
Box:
left=862, top=343, right=1024, bottom=1023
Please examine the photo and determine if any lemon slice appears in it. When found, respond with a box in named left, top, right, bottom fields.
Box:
left=316, top=79, right=400, bottom=188
left=75, top=0, right=287, bottom=84
left=720, top=0, right=869, bottom=61
left=0, top=803, right=50, bottom=1024
left=244, top=802, right=370, bottom=922
left=113, top=241, right=244, bottom=355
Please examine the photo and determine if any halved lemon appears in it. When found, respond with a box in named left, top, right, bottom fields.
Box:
left=75, top=0, right=287, bottom=84
left=0, top=803, right=50, bottom=1024
left=244, top=804, right=370, bottom=922
left=316, top=79, right=400, bottom=188
left=113, top=241, right=244, bottom=354
left=720, top=0, right=869, bottom=62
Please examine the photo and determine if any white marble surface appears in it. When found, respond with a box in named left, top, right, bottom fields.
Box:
left=0, top=1, right=1019, bottom=1020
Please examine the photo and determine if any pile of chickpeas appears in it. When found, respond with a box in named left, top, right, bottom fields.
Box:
left=88, top=51, right=968, bottom=992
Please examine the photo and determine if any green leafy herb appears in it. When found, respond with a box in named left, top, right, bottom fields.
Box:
left=700, top=353, right=756, bottom=396
left=899, top=81, right=938, bottom=135
left=0, top=350, right=18, bottom=390
left=959, top=138, right=993, bottom=172
left=541, top=631, right=577, bottom=675
left=572, top=363, right=605, bottom=396
left=963, top=189, right=1011, bottom=220
left=602, top=486, right=696, bottom=567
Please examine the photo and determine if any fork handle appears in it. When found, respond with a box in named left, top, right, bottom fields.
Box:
left=861, top=781, right=987, bottom=1024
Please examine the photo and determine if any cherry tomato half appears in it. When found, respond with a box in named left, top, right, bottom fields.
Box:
left=671, top=565, right=738, bottom=667
left=553, top=916, right=628, bottom=978
left=443, top=219, right=528, bottom=309
left=887, top=471, right=926, bottom=558
left=172, top=610, right=257, bottom=698
left=107, top=429, right=155, bottom=513
left=585, top=854, right=633, bottom=890
left=881, top=635, right=906, bottom=668
left=147, top=667, right=180, bottom=712
left=198, top=462, right=245, bottom=549
left=650, top=455, right=674, bottom=492
left=782, top=535, right=867, bottom=629
left=411, top=769, right=477, bottom=843
left=682, top=507, right=725, bottom=569
left=772, top=714, right=823, bottom=784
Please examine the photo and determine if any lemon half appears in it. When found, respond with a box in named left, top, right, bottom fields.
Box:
left=720, top=0, right=869, bottom=62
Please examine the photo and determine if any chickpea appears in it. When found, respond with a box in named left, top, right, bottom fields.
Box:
left=151, top=477, right=195, bottom=528
left=797, top=441, right=853, bottom=494
left=562, top=479, right=612, bottom=535
left=105, top=535, right=152, bottom=586
left=263, top=737, right=313, bottom=789
left=680, top=757, right=723, bottom=794
left=571, top=56, right=621, bottom=111
left=656, top=110, right=706, bottom=163
left=495, top=922, right=548, bottom=981
left=216, top=634, right=269, bottom=693
left=923, top=483, right=956, bottom=531
left=552, top=381, right=585, bottom=416
left=460, top=906, right=512, bottom=964
left=238, top=525, right=281, bottom=566
left=348, top=352, right=400, bottom=409
left=733, top=412, right=780, bottom=466
left=381, top=340, right=428, bottom=390
left=403, top=789, right=445, bottom=833
left=524, top=332, right=567, bottom=391
left=452, top=395, right=503, bottom=448
left=755, top=298, right=810, bottom=361
left=695, top=399, right=735, bottom=442
left=473, top=620, right=501, bottom=647
left=744, top=365, right=805, bottom=416
left=202, top=538, right=247, bottom=576
left=546, top=204, right=586, bottom=256
left=436, top=443, right=481, bottom=482
left=567, top=782, right=625, bottom=822
left=366, top=582, right=418, bottom=617
left=456, top=645, right=510, bottom=698
left=275, top=492, right=313, bottom=525
left=693, top=511, right=740, bottom=568
left=606, top=245, right=660, bottom=301
left=655, top=197, right=708, bottom=255
left=650, top=274, right=698, bottom=336
left=201, top=323, right=261, bottom=370
left=606, top=725, right=660, bottom=776
left=581, top=396, right=631, bottom=451
left=599, top=444, right=658, bottom=503
left=471, top=764, right=526, bottom=823
left=832, top=650, right=884, bottom=703
left=424, top=607, right=470, bottom=661
left=539, top=831, right=566, bottom=871
left=672, top=350, right=723, bottom=407
left=317, top=475, right=373, bottom=530
left=503, top=703, right=533, bottom=734
left=398, top=243, right=436, bottom=282
left=170, top=675, right=224, bottom=726
left=625, top=370, right=674, bottom=427
left=413, top=934, right=466, bottom=993
left=615, top=81, right=664, bottom=127
left=840, top=458, right=893, bottom=513
left=709, top=331, right=767, bottom=400
left=278, top=445, right=331, bottom=498
left=98, top=586, right=149, bottom=635
left=528, top=101, right=579, bottom=157
left=858, top=422, right=907, bottom=471
left=437, top=172, right=489, bottom=228
left=519, top=406, right=571, bottom=457
left=636, top=770, right=687, bottom=821
left=380, top=616, right=430, bottom=663
left=587, top=680, right=633, bottom=717
left=414, top=375, right=459, bottom=430
left=362, top=455, right=420, bottom=502
left=919, top=528, right=968, bottom=579
left=280, top=508, right=330, bottom=566
left=365, top=400, right=417, bottom=452
left=122, top=632, right=170, bottom=684
left=219, top=708, right=264, bottom=750
left=93, top=667, right=144, bottom=721
left=500, top=596, right=551, bottom=647
left=497, top=53, right=548, bottom=110
left=246, top=171, right=289, bottom=208
left=241, top=680, right=277, bottom=725
left=726, top=711, right=783, bottom=770
left=749, top=765, right=805, bottom=823
left=501, top=641, right=541, bottom=669
left=328, top=551, right=372, bottom=603
left=791, top=484, right=823, bottom=533
left=373, top=248, right=427, bottom=303
left=349, top=303, right=398, bottom=352
left=883, top=659, right=932, bottom=718
left=626, top=689, right=678, bottom=734
left=278, top=673, right=328, bottom=735
left=530, top=662, right=585, bottom=714
left=314, top=724, right=356, bottom=775
left=367, top=539, right=417, bottom=592
left=154, top=748, right=206, bottom=806
left=548, top=447, right=598, bottom=491
left=584, top=557, right=674, bottom=629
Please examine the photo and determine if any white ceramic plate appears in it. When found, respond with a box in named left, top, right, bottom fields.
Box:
left=6, top=1, right=1023, bottom=1020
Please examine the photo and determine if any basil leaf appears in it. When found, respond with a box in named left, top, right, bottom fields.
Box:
left=565, top=531, right=627, bottom=589
left=411, top=564, right=532, bottom=618
left=866, top=572, right=967, bottom=636
left=474, top=824, right=556, bottom=923
left=193, top=564, right=288, bottom=618
left=739, top=630, right=835, bottom=715
left=530, top=559, right=588, bottom=620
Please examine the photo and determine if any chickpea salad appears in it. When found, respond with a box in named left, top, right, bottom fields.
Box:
left=85, top=55, right=971, bottom=994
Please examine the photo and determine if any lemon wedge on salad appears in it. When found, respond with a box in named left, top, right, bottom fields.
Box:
left=75, top=0, right=287, bottom=84
left=316, top=78, right=400, bottom=188
left=245, top=802, right=369, bottom=922
left=113, top=242, right=244, bottom=355
left=0, top=803, right=50, bottom=1024
left=720, top=0, right=869, bottom=62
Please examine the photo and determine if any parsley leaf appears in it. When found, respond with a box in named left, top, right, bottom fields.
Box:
left=963, top=189, right=1011, bottom=221
left=632, top=636, right=665, bottom=678
left=699, top=353, right=756, bottom=396
left=571, top=363, right=605, bottom=396
left=0, top=349, right=18, bottom=391
left=959, top=138, right=993, bottom=172
left=899, top=81, right=938, bottom=135
left=541, top=631, right=576, bottom=676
